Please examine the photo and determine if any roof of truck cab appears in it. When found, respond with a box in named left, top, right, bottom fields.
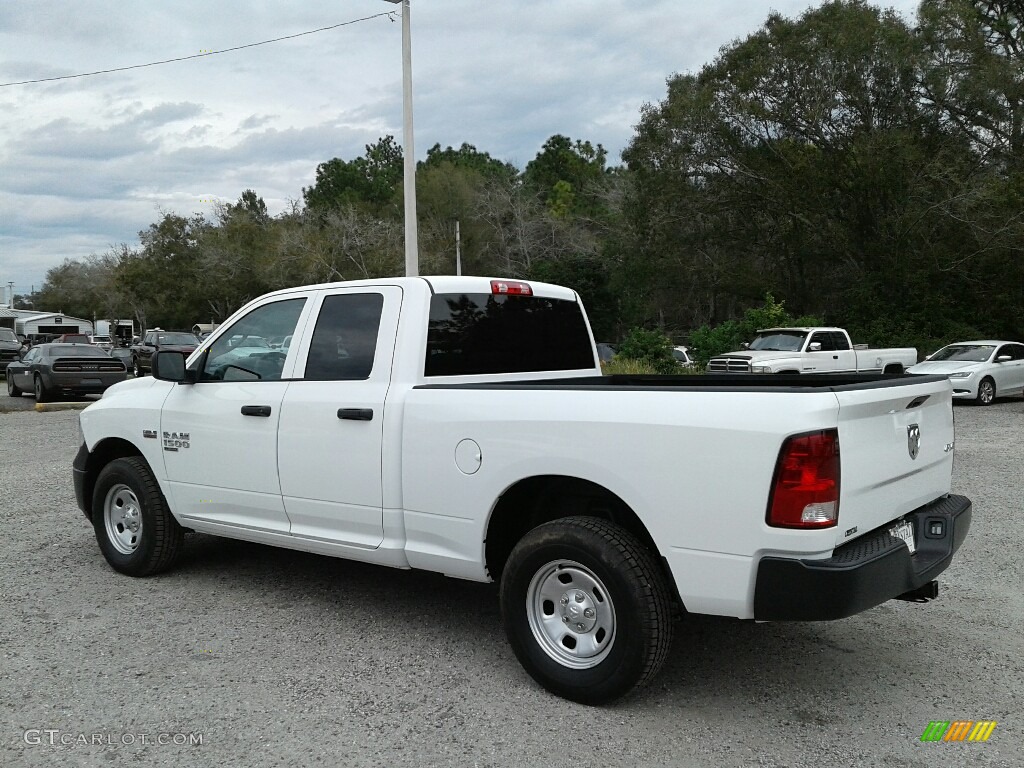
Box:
left=251, top=276, right=580, bottom=303
left=756, top=327, right=846, bottom=333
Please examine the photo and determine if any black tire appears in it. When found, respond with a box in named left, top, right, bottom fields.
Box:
left=883, top=364, right=904, bottom=375
left=976, top=377, right=996, bottom=406
left=499, top=517, right=673, bottom=704
left=92, top=457, right=184, bottom=576
left=33, top=374, right=49, bottom=403
left=132, top=357, right=143, bottom=377
left=6, top=374, right=21, bottom=397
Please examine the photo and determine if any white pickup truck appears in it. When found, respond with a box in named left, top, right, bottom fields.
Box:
left=708, top=327, right=917, bottom=375
left=73, top=277, right=971, bottom=703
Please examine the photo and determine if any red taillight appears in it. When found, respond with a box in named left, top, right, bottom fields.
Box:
left=490, top=279, right=533, bottom=296
left=767, top=429, right=840, bottom=528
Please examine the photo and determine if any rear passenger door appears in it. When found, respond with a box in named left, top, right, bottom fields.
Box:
left=277, top=286, right=402, bottom=548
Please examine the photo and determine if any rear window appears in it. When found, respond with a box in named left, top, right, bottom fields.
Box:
left=48, top=345, right=111, bottom=357
left=425, top=292, right=594, bottom=376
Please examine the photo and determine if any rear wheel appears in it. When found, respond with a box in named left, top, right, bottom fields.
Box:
left=6, top=374, right=21, bottom=397
left=976, top=377, right=996, bottom=405
left=499, top=517, right=673, bottom=704
left=131, top=357, right=143, bottom=377
left=33, top=374, right=49, bottom=403
left=92, top=457, right=184, bottom=576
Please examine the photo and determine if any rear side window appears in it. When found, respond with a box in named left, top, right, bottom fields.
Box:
left=304, top=293, right=384, bottom=380
left=425, top=293, right=594, bottom=376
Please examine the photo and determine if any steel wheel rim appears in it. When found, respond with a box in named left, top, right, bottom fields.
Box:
left=980, top=380, right=994, bottom=404
left=104, top=483, right=143, bottom=555
left=526, top=559, right=616, bottom=669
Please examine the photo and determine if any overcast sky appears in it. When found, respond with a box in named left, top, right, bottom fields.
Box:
left=0, top=0, right=920, bottom=297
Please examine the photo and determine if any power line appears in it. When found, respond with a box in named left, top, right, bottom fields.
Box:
left=0, top=12, right=396, bottom=88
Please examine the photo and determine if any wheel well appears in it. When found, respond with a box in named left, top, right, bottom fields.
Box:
left=484, top=475, right=663, bottom=583
left=80, top=438, right=144, bottom=521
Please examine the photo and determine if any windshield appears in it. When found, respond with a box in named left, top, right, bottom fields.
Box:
left=0, top=329, right=18, bottom=343
left=157, top=333, right=200, bottom=346
left=929, top=344, right=994, bottom=363
left=748, top=331, right=807, bottom=352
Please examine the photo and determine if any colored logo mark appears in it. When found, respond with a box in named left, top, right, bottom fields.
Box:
left=920, top=721, right=997, bottom=742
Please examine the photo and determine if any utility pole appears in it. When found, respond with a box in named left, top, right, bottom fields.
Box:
left=455, top=220, right=461, bottom=276
left=383, top=0, right=418, bottom=276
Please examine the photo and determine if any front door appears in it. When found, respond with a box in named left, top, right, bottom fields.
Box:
left=160, top=295, right=311, bottom=532
left=277, top=286, right=401, bottom=548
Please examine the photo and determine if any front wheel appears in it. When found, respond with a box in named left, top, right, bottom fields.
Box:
left=92, top=457, right=184, bottom=576
left=499, top=517, right=673, bottom=704
left=7, top=374, right=22, bottom=397
left=976, top=377, right=996, bottom=405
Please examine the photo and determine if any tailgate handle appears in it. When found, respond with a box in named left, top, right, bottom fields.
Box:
left=241, top=405, right=272, bottom=417
left=906, top=395, right=930, bottom=409
left=338, top=408, right=374, bottom=421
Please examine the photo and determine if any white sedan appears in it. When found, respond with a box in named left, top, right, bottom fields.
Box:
left=907, top=340, right=1024, bottom=405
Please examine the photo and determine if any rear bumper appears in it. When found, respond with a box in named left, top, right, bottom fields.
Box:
left=753, top=494, right=971, bottom=620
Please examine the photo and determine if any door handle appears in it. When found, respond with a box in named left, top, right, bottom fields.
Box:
left=832, top=355, right=839, bottom=359
left=338, top=408, right=373, bottom=421
left=241, top=405, right=272, bottom=417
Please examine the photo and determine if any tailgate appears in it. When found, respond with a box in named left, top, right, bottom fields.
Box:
left=832, top=377, right=954, bottom=547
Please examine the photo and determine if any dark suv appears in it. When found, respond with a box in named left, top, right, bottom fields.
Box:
left=130, top=330, right=201, bottom=377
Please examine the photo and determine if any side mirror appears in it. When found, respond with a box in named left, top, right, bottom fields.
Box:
left=151, top=350, right=192, bottom=383
left=996, top=354, right=1011, bottom=363
left=740, top=342, right=750, bottom=349
left=808, top=342, right=822, bottom=352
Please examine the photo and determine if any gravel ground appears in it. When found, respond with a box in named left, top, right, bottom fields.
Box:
left=1, top=398, right=1021, bottom=768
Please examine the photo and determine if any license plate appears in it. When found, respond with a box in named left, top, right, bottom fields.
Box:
left=889, top=519, right=916, bottom=554
left=81, top=378, right=101, bottom=386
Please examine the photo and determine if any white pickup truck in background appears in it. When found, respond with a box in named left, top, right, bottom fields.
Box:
left=708, top=327, right=917, bottom=374
left=73, top=278, right=970, bottom=703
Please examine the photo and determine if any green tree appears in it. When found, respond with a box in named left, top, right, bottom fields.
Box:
left=524, top=134, right=611, bottom=219
left=302, top=136, right=404, bottom=214
left=615, top=327, right=679, bottom=374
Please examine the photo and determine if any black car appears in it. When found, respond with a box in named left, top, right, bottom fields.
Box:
left=130, top=330, right=200, bottom=377
left=6, top=343, right=127, bottom=402
left=0, top=327, right=24, bottom=367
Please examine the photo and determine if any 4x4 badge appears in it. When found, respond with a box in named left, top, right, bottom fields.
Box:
left=907, top=424, right=921, bottom=460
